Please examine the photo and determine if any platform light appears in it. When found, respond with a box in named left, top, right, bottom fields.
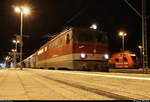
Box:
left=15, top=6, right=30, bottom=14
left=23, top=7, right=30, bottom=14
left=12, top=49, right=16, bottom=52
left=0, top=63, right=5, bottom=68
left=5, top=56, right=10, bottom=61
left=138, top=45, right=142, bottom=49
left=15, top=7, right=21, bottom=13
left=119, top=32, right=127, bottom=37
left=12, top=40, right=20, bottom=43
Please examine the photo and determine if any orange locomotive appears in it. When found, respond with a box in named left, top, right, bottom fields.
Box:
left=109, top=51, right=140, bottom=68
left=23, top=27, right=109, bottom=72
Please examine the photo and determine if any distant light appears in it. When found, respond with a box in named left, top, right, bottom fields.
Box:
left=13, top=40, right=20, bottom=43
left=90, top=24, right=97, bottom=30
left=17, top=40, right=20, bottom=43
left=124, top=33, right=127, bottom=36
left=12, top=40, right=17, bottom=43
left=5, top=56, right=10, bottom=61
left=138, top=45, right=142, bottom=49
left=0, top=63, right=5, bottom=68
left=119, top=32, right=123, bottom=36
left=12, top=49, right=16, bottom=52
left=119, top=31, right=127, bottom=36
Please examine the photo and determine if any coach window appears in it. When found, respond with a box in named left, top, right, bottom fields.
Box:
left=115, top=58, right=119, bottom=62
left=66, top=34, right=70, bottom=44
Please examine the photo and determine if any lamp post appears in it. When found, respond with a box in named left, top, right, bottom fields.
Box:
left=138, top=45, right=143, bottom=68
left=15, top=6, right=30, bottom=70
left=12, top=40, right=20, bottom=68
left=123, top=0, right=148, bottom=73
left=12, top=40, right=20, bottom=53
left=11, top=49, right=16, bottom=68
left=119, top=31, right=127, bottom=68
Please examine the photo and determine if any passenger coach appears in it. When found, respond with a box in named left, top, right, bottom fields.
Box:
left=24, top=27, right=109, bottom=72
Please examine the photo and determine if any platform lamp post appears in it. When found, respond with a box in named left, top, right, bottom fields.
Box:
left=119, top=31, right=127, bottom=68
left=123, top=0, right=148, bottom=73
left=11, top=49, right=16, bottom=68
left=15, top=6, right=30, bottom=70
left=138, top=45, right=143, bottom=67
left=12, top=40, right=20, bottom=68
left=12, top=40, right=20, bottom=53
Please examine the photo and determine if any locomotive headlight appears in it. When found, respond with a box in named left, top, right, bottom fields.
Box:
left=104, top=54, right=109, bottom=59
left=80, top=53, right=87, bottom=59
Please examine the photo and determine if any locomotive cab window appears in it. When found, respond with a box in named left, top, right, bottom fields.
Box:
left=66, top=34, right=70, bottom=44
left=96, top=33, right=108, bottom=44
left=73, top=28, right=108, bottom=45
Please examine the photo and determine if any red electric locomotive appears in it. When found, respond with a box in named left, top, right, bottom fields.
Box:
left=24, top=27, right=109, bottom=72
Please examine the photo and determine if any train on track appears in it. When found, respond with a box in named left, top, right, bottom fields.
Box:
left=22, top=27, right=109, bottom=72
left=109, top=51, right=140, bottom=69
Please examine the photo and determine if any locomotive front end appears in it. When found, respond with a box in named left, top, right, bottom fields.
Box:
left=72, top=28, right=109, bottom=72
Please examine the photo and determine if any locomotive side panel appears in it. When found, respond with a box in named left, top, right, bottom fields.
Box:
left=36, top=29, right=74, bottom=69
left=23, top=53, right=36, bottom=68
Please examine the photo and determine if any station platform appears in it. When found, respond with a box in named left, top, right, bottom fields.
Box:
left=0, top=68, right=150, bottom=100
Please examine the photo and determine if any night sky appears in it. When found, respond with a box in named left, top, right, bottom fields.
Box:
left=0, top=0, right=149, bottom=62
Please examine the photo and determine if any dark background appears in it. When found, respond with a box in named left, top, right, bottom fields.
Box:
left=0, top=0, right=149, bottom=63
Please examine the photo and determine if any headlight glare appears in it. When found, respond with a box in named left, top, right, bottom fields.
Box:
left=104, top=54, right=109, bottom=59
left=80, top=53, right=86, bottom=59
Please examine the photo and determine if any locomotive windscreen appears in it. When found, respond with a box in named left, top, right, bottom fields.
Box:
left=73, top=28, right=108, bottom=44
